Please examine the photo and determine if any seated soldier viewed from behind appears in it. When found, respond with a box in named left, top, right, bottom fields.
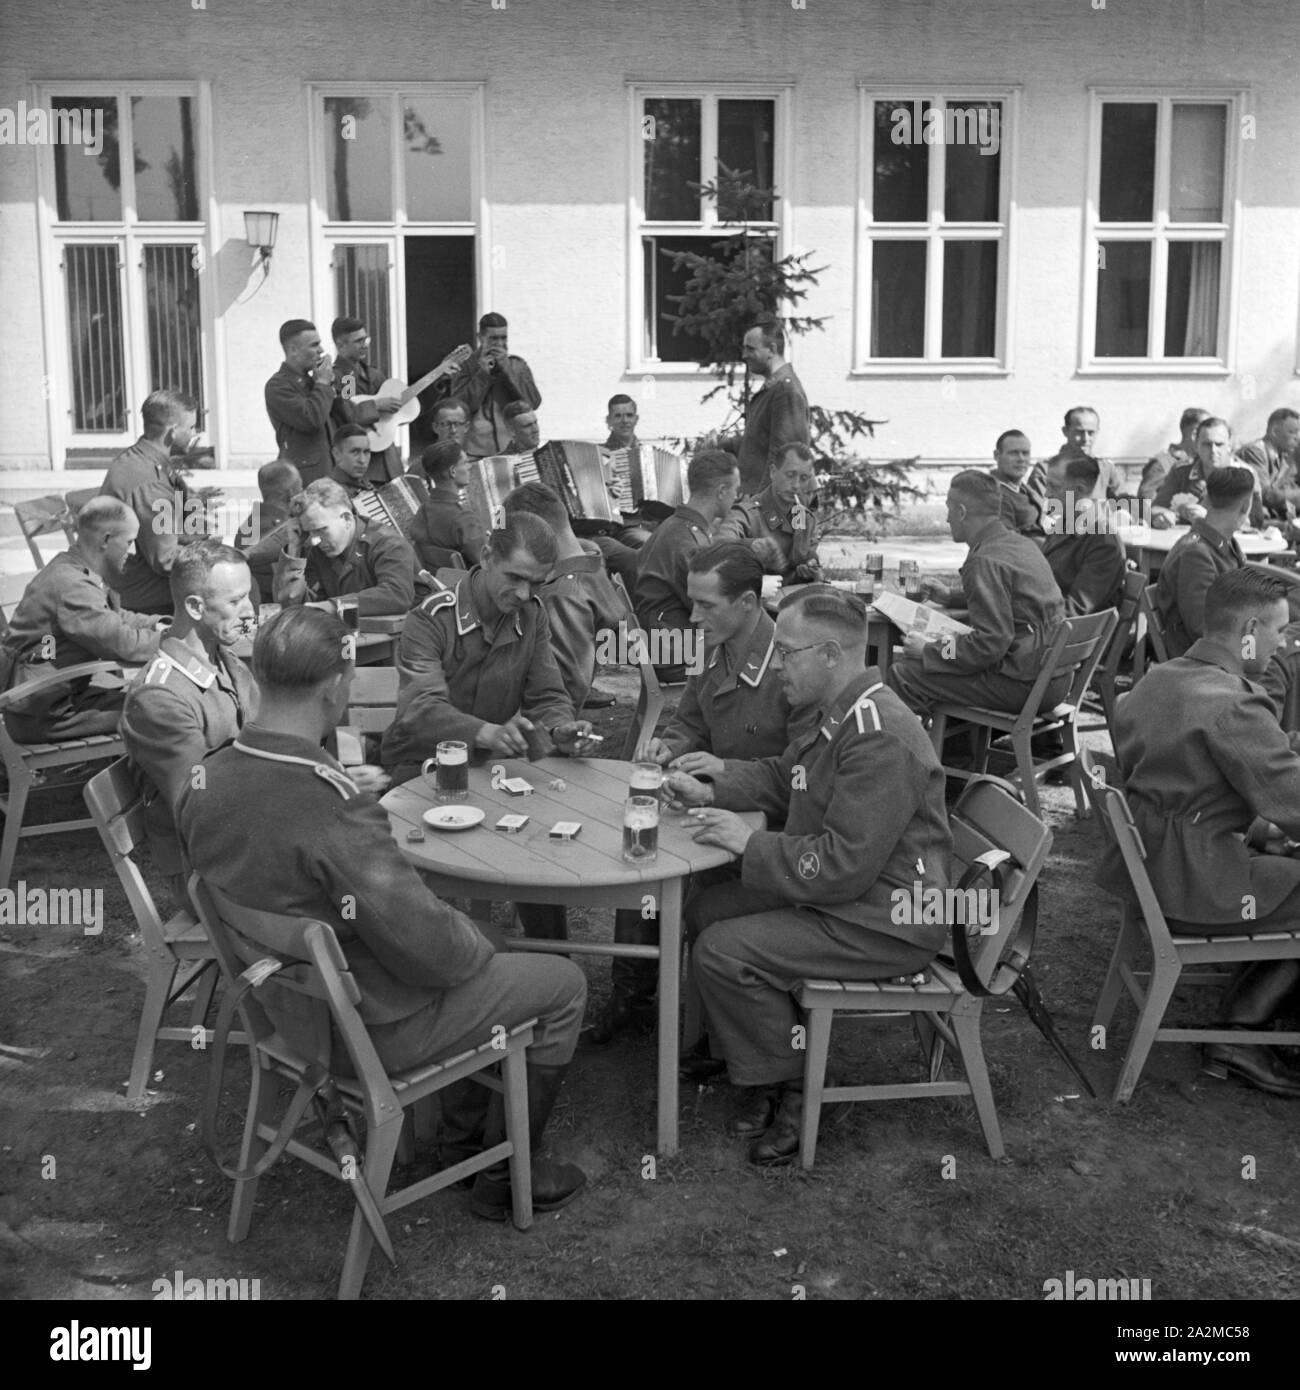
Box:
left=236, top=458, right=301, bottom=563
left=1041, top=454, right=1127, bottom=616
left=1, top=498, right=165, bottom=743
left=176, top=605, right=590, bottom=1217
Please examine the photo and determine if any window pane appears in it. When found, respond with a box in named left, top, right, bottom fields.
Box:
left=717, top=99, right=775, bottom=220
left=1099, top=103, right=1156, bottom=222
left=64, top=244, right=127, bottom=431
left=644, top=234, right=713, bottom=361
left=404, top=235, right=476, bottom=454
left=1095, top=240, right=1151, bottom=356
left=944, top=102, right=1001, bottom=222
left=1170, top=104, right=1225, bottom=222
left=644, top=99, right=701, bottom=221
left=873, top=100, right=929, bottom=222
left=870, top=241, right=926, bottom=357
left=334, top=245, right=392, bottom=377
left=53, top=97, right=121, bottom=221
left=144, top=245, right=204, bottom=417
left=942, top=241, right=998, bottom=356
left=403, top=97, right=473, bottom=222
left=1164, top=241, right=1220, bottom=356
left=132, top=96, right=199, bottom=221
left=324, top=96, right=393, bottom=221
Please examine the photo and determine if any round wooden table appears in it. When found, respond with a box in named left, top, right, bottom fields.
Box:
left=382, top=755, right=763, bottom=1156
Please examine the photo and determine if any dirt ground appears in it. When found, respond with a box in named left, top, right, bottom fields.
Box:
left=3, top=670, right=1300, bottom=1307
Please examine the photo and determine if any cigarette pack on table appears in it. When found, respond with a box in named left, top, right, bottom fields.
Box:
left=550, top=822, right=582, bottom=840
left=871, top=591, right=973, bottom=642
left=495, top=814, right=530, bottom=833
left=502, top=777, right=534, bottom=796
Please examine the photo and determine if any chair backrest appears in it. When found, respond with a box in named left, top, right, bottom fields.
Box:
left=65, top=486, right=101, bottom=519
left=1096, top=570, right=1145, bottom=680
left=1140, top=584, right=1168, bottom=664
left=1055, top=608, right=1119, bottom=708
left=83, top=758, right=172, bottom=946
left=346, top=666, right=400, bottom=734
left=948, top=775, right=1053, bottom=989
left=419, top=543, right=467, bottom=571
left=610, top=572, right=664, bottom=757
left=14, top=495, right=76, bottom=570
left=1084, top=771, right=1178, bottom=956
left=189, top=876, right=398, bottom=1122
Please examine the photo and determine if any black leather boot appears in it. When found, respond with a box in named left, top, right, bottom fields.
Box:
left=725, top=1084, right=781, bottom=1138
left=1203, top=961, right=1300, bottom=1098
left=583, top=909, right=658, bottom=1046
left=470, top=1062, right=587, bottom=1223
left=434, top=1077, right=493, bottom=1188
left=678, top=1034, right=726, bottom=1081
left=748, top=1082, right=804, bottom=1166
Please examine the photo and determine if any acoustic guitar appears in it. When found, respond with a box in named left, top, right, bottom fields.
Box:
left=350, top=344, right=472, bottom=452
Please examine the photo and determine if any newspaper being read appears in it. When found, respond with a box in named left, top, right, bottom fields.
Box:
left=872, top=590, right=973, bottom=642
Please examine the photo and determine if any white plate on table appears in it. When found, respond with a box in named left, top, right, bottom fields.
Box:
left=423, top=806, right=485, bottom=832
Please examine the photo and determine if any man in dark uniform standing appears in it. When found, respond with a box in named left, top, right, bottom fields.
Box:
left=633, top=450, right=740, bottom=682
left=1154, top=465, right=1255, bottom=657
left=718, top=442, right=822, bottom=582
left=436, top=312, right=541, bottom=461
left=667, top=587, right=952, bottom=1163
left=1103, top=568, right=1300, bottom=1096
left=177, top=606, right=589, bottom=1217
left=586, top=542, right=806, bottom=1048
left=265, top=320, right=336, bottom=487
left=329, top=316, right=403, bottom=484
left=887, top=470, right=1066, bottom=717
left=410, top=441, right=485, bottom=570
left=737, top=317, right=809, bottom=498
left=120, top=541, right=258, bottom=905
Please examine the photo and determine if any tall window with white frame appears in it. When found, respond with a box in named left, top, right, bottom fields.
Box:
left=315, top=87, right=479, bottom=452
left=1090, top=97, right=1232, bottom=362
left=44, top=89, right=206, bottom=447
left=860, top=95, right=1009, bottom=367
left=635, top=89, right=783, bottom=366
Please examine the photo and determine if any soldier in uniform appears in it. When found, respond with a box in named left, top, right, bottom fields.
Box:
left=666, top=587, right=952, bottom=1163
left=585, top=543, right=808, bottom=1048
left=235, top=459, right=300, bottom=564
left=247, top=478, right=420, bottom=616
left=717, top=442, right=823, bottom=583
left=633, top=450, right=740, bottom=682
left=1041, top=455, right=1127, bottom=616
left=1102, top=568, right=1300, bottom=1097
left=328, top=316, right=403, bottom=485
left=501, top=481, right=627, bottom=710
left=409, top=441, right=486, bottom=571
left=264, top=319, right=335, bottom=488
left=177, top=606, right=589, bottom=1218
left=1154, top=464, right=1255, bottom=658
left=987, top=429, right=1048, bottom=538
left=1151, top=417, right=1264, bottom=530
left=120, top=541, right=258, bottom=905
left=435, top=312, right=542, bottom=461
left=1, top=498, right=165, bottom=742
left=737, top=316, right=810, bottom=498
left=888, top=470, right=1066, bottom=718
left=381, top=513, right=600, bottom=943
left=326, top=424, right=380, bottom=501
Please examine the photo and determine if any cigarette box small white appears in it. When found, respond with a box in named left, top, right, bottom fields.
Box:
left=550, top=821, right=582, bottom=840
left=495, top=814, right=530, bottom=833
left=502, top=777, right=534, bottom=795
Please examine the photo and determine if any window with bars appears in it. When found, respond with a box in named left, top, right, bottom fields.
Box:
left=45, top=88, right=207, bottom=442
left=635, top=90, right=781, bottom=365
left=859, top=95, right=1009, bottom=366
left=1090, top=97, right=1231, bottom=363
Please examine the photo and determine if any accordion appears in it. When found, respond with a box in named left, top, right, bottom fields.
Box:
left=464, top=454, right=521, bottom=532
left=515, top=441, right=621, bottom=522
left=351, top=475, right=429, bottom=541
left=611, top=440, right=687, bottom=509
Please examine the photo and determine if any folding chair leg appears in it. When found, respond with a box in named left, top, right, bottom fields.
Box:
left=1011, top=731, right=1040, bottom=817
left=951, top=1004, right=1003, bottom=1159
left=1091, top=908, right=1143, bottom=1034
left=0, top=770, right=36, bottom=891
left=972, top=726, right=992, bottom=774
left=914, top=1014, right=947, bottom=1082
left=337, top=1116, right=403, bottom=1300
left=503, top=1046, right=532, bottom=1232
left=799, top=1006, right=833, bottom=1171
left=1062, top=718, right=1089, bottom=819
left=228, top=1062, right=280, bottom=1243
left=126, top=959, right=178, bottom=1101
left=186, top=961, right=219, bottom=1030
left=1112, top=959, right=1182, bottom=1104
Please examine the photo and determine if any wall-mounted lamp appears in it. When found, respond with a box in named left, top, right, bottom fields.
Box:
left=243, top=210, right=279, bottom=271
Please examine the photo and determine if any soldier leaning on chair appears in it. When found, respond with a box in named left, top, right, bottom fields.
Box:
left=1101, top=567, right=1300, bottom=1098
left=665, top=587, right=953, bottom=1165
left=1, top=498, right=165, bottom=743
left=176, top=606, right=589, bottom=1220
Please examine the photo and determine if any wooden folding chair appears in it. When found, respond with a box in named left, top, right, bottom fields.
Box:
left=796, top=776, right=1053, bottom=1166
left=84, top=759, right=236, bottom=1100
left=929, top=608, right=1118, bottom=817
left=1080, top=746, right=1300, bottom=1103
left=1137, top=584, right=1168, bottom=670
left=0, top=661, right=125, bottom=889
left=609, top=573, right=664, bottom=759
left=64, top=485, right=101, bottom=517
left=190, top=875, right=535, bottom=1299
left=1087, top=571, right=1146, bottom=730
left=13, top=495, right=76, bottom=570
